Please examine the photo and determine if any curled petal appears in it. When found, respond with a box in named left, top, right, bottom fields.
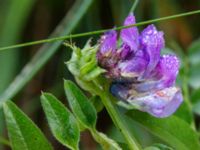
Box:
left=140, top=25, right=164, bottom=76
left=118, top=50, right=148, bottom=78
left=120, top=13, right=139, bottom=52
left=110, top=83, right=183, bottom=118
left=130, top=55, right=180, bottom=92
left=99, top=30, right=117, bottom=56
left=118, top=44, right=134, bottom=60
left=131, top=80, right=161, bottom=93
left=97, top=30, right=119, bottom=70
left=153, top=55, right=180, bottom=88
left=126, top=87, right=183, bottom=118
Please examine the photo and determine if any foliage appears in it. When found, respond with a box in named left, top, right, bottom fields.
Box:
left=0, top=0, right=200, bottom=150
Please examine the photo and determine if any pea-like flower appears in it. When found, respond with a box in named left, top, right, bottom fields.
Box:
left=97, top=13, right=183, bottom=118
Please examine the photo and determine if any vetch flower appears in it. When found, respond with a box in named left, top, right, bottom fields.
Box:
left=97, top=13, right=183, bottom=118
left=120, top=13, right=139, bottom=52
left=96, top=30, right=120, bottom=78
left=140, top=24, right=165, bottom=77
left=110, top=83, right=183, bottom=118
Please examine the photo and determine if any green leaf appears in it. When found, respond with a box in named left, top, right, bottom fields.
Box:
left=41, top=93, right=80, bottom=150
left=188, top=38, right=200, bottom=89
left=188, top=38, right=200, bottom=66
left=174, top=101, right=193, bottom=124
left=64, top=81, right=121, bottom=149
left=64, top=80, right=97, bottom=129
left=91, top=129, right=122, bottom=150
left=144, top=143, right=173, bottom=150
left=3, top=101, right=53, bottom=150
left=192, top=102, right=200, bottom=116
left=188, top=63, right=200, bottom=89
left=191, top=88, right=200, bottom=115
left=0, top=1, right=35, bottom=147
left=144, top=147, right=160, bottom=150
left=127, top=110, right=200, bottom=150
left=191, top=88, right=200, bottom=104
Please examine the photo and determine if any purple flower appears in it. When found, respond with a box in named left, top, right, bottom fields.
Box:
left=97, top=30, right=121, bottom=78
left=97, top=14, right=183, bottom=118
left=118, top=50, right=148, bottom=79
left=111, top=83, right=182, bottom=118
left=99, top=30, right=117, bottom=56
left=120, top=13, right=139, bottom=52
left=140, top=25, right=165, bottom=77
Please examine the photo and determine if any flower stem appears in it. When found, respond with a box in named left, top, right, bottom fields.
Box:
left=129, top=0, right=139, bottom=13
left=182, top=56, right=196, bottom=130
left=100, top=93, right=141, bottom=150
left=0, top=9, right=200, bottom=51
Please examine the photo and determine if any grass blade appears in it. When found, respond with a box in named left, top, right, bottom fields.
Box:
left=0, top=0, right=94, bottom=104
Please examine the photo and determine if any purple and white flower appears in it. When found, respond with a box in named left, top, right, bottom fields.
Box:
left=97, top=13, right=183, bottom=118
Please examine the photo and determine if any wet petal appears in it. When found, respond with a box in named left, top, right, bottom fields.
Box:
left=97, top=30, right=118, bottom=70
left=99, top=30, right=117, bottom=56
left=110, top=83, right=183, bottom=118
left=154, top=55, right=180, bottom=88
left=120, top=13, right=139, bottom=52
left=118, top=50, right=148, bottom=78
left=126, top=87, right=183, bottom=118
left=140, top=25, right=164, bottom=75
left=131, top=80, right=161, bottom=93
left=118, top=44, right=134, bottom=60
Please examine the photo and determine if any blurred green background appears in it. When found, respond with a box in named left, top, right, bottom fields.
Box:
left=0, top=0, right=200, bottom=149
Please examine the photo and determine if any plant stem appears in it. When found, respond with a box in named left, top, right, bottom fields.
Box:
left=170, top=41, right=196, bottom=130
left=129, top=0, right=139, bottom=13
left=0, top=9, right=200, bottom=51
left=182, top=56, right=196, bottom=130
left=100, top=93, right=141, bottom=150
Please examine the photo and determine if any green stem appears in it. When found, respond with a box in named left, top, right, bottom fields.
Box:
left=100, top=93, right=141, bottom=150
left=129, top=0, right=139, bottom=13
left=182, top=56, right=196, bottom=130
left=170, top=41, right=196, bottom=129
left=182, top=57, right=191, bottom=108
left=0, top=9, right=200, bottom=51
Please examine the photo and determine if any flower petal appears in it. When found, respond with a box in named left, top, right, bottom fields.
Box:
left=126, top=86, right=183, bottom=118
left=131, top=80, right=161, bottom=92
left=110, top=82, right=130, bottom=100
left=120, top=13, right=139, bottom=52
left=140, top=25, right=164, bottom=76
left=153, top=55, right=180, bottom=88
left=118, top=50, right=148, bottom=78
left=129, top=55, right=180, bottom=92
left=118, top=44, right=134, bottom=60
left=110, top=83, right=183, bottom=118
left=99, top=30, right=117, bottom=56
left=97, top=30, right=119, bottom=71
